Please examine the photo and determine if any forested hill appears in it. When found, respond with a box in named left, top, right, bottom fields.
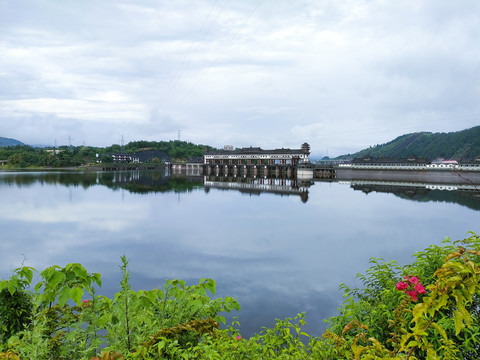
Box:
left=0, top=137, right=24, bottom=147
left=341, top=126, right=480, bottom=160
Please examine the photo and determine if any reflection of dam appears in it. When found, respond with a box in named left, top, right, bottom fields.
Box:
left=204, top=176, right=312, bottom=203
left=341, top=180, right=480, bottom=192
left=341, top=179, right=480, bottom=211
left=336, top=168, right=480, bottom=185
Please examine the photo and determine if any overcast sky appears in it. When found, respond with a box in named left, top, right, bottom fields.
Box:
left=1, top=0, right=479, bottom=156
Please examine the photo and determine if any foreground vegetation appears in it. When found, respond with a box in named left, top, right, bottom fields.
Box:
left=1, top=232, right=480, bottom=359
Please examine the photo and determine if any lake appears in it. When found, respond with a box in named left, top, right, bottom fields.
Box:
left=0, top=169, right=479, bottom=338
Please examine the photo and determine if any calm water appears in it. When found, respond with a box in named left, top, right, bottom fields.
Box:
left=1, top=169, right=479, bottom=338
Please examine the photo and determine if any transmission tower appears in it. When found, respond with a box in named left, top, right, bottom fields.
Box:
left=66, top=135, right=75, bottom=147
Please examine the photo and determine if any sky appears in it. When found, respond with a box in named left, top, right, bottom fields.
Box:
left=1, top=0, right=479, bottom=157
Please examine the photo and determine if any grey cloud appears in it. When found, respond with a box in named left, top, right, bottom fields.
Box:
left=0, top=0, right=479, bottom=156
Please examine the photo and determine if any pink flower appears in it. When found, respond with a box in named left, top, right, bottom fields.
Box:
left=405, top=290, right=418, bottom=301
left=414, top=283, right=426, bottom=294
left=409, top=277, right=419, bottom=285
left=83, top=299, right=89, bottom=303
left=236, top=335, right=242, bottom=340
left=396, top=276, right=426, bottom=301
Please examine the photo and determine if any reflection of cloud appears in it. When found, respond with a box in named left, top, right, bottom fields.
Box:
left=2, top=197, right=145, bottom=232
left=1, top=173, right=479, bottom=338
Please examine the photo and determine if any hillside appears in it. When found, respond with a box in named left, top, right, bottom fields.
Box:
left=340, top=126, right=480, bottom=160
left=0, top=137, right=24, bottom=147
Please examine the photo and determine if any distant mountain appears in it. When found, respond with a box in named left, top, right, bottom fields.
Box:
left=339, top=126, right=480, bottom=160
left=0, top=137, right=24, bottom=147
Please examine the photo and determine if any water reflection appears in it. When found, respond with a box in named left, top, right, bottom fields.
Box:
left=1, top=170, right=479, bottom=209
left=204, top=176, right=313, bottom=203
left=343, top=179, right=480, bottom=211
left=0, top=170, right=203, bottom=194
left=1, top=169, right=479, bottom=338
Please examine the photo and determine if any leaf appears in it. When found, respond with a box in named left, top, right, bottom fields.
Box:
left=58, top=286, right=71, bottom=306
left=139, top=295, right=153, bottom=308
left=70, top=286, right=84, bottom=305
left=453, top=309, right=465, bottom=335
left=20, top=266, right=34, bottom=283
left=72, top=265, right=88, bottom=280
left=412, top=303, right=425, bottom=322
left=66, top=271, right=76, bottom=281
left=0, top=280, right=7, bottom=292
left=34, top=282, right=43, bottom=292
left=40, top=267, right=54, bottom=282
left=7, top=280, right=17, bottom=295
left=92, top=273, right=102, bottom=287
left=204, top=279, right=216, bottom=295
left=48, top=271, right=66, bottom=289
left=430, top=321, right=448, bottom=340
left=456, top=300, right=472, bottom=329
left=434, top=293, right=449, bottom=312
left=407, top=340, right=418, bottom=348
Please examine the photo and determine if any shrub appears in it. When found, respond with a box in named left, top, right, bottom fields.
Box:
left=1, top=232, right=480, bottom=359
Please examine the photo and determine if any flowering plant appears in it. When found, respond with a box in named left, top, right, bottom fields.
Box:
left=396, top=276, right=426, bottom=301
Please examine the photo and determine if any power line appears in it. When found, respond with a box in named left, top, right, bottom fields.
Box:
left=158, top=0, right=227, bottom=108
left=179, top=0, right=264, bottom=105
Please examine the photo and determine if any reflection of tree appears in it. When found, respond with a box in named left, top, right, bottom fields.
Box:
left=0, top=171, right=203, bottom=194
left=394, top=189, right=480, bottom=212
left=0, top=172, right=88, bottom=188
left=351, top=184, right=480, bottom=211
left=122, top=175, right=202, bottom=194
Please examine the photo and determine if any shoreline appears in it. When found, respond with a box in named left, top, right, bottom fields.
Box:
left=335, top=168, right=480, bottom=185
left=0, top=164, right=169, bottom=172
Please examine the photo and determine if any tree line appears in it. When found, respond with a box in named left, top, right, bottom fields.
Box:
left=340, top=125, right=480, bottom=160
left=0, top=141, right=216, bottom=168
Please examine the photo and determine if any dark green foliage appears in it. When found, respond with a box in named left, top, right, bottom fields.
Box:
left=123, top=140, right=216, bottom=162
left=0, top=145, right=98, bottom=168
left=0, top=140, right=216, bottom=168
left=341, top=125, right=480, bottom=160
left=0, top=289, right=33, bottom=343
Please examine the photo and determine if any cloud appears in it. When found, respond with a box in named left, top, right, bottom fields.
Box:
left=0, top=0, right=479, bottom=155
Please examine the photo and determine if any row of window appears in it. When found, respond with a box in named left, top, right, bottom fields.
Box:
left=206, top=159, right=295, bottom=165
left=205, top=155, right=302, bottom=159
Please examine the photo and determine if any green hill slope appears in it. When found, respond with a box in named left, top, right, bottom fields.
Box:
left=342, top=126, right=480, bottom=160
left=0, top=137, right=24, bottom=147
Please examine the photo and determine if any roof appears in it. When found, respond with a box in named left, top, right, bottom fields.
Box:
left=186, top=157, right=203, bottom=164
left=205, top=146, right=303, bottom=156
left=351, top=156, right=431, bottom=164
